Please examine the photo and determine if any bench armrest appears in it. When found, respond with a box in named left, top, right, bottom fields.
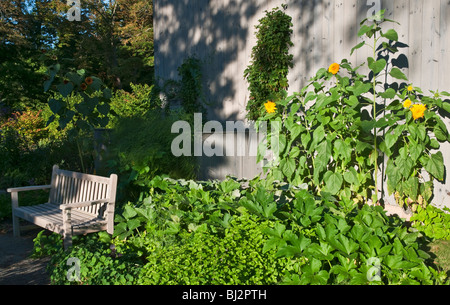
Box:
left=59, top=199, right=110, bottom=210
left=7, top=185, right=52, bottom=193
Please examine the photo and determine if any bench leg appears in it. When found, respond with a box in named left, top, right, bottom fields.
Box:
left=12, top=213, right=20, bottom=237
left=63, top=234, right=72, bottom=249
left=11, top=192, right=20, bottom=237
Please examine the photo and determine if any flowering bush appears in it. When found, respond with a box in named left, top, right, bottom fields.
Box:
left=0, top=109, right=48, bottom=151
left=256, top=10, right=450, bottom=211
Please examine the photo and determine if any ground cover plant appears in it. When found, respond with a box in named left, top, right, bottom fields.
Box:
left=39, top=176, right=449, bottom=285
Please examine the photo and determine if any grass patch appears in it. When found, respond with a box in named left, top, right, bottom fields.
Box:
left=428, top=240, right=450, bottom=276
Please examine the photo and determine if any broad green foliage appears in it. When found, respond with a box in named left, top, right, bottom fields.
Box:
left=244, top=5, right=294, bottom=121
left=257, top=10, right=450, bottom=210
left=44, top=176, right=448, bottom=285
left=411, top=205, right=450, bottom=241
left=266, top=190, right=448, bottom=285
left=44, top=66, right=113, bottom=133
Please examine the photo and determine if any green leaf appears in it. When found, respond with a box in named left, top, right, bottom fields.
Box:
left=369, top=58, right=387, bottom=75
left=404, top=176, right=419, bottom=201
left=263, top=223, right=286, bottom=239
left=390, top=68, right=408, bottom=81
left=334, top=139, right=352, bottom=162
left=57, top=82, right=74, bottom=98
left=351, top=81, right=372, bottom=96
left=123, top=205, right=137, bottom=220
left=381, top=29, right=399, bottom=41
left=379, top=88, right=396, bottom=99
left=442, top=102, right=450, bottom=113
left=325, top=172, right=343, bottom=195
left=358, top=24, right=374, bottom=37
left=127, top=218, right=141, bottom=231
left=343, top=168, right=359, bottom=186
left=44, top=78, right=54, bottom=92
left=97, top=103, right=111, bottom=116
left=281, top=158, right=296, bottom=179
left=165, top=222, right=180, bottom=235
left=351, top=41, right=365, bottom=56
left=48, top=99, right=65, bottom=115
left=384, top=132, right=399, bottom=150
left=103, top=88, right=113, bottom=99
left=425, top=152, right=445, bottom=181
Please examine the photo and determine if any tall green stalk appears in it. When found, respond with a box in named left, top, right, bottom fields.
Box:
left=372, top=32, right=379, bottom=204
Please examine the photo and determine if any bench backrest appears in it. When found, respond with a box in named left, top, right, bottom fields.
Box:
left=48, top=165, right=117, bottom=218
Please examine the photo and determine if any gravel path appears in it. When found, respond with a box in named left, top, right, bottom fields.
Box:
left=0, top=222, right=51, bottom=285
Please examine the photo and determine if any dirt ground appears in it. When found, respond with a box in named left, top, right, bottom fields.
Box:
left=0, top=221, right=51, bottom=285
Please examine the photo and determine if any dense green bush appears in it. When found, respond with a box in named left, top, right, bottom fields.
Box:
left=138, top=212, right=297, bottom=285
left=108, top=83, right=161, bottom=126
left=0, top=105, right=91, bottom=190
left=106, top=110, right=197, bottom=203
left=411, top=205, right=450, bottom=241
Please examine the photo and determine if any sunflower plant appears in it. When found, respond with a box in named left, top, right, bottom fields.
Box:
left=43, top=63, right=113, bottom=172
left=256, top=10, right=450, bottom=210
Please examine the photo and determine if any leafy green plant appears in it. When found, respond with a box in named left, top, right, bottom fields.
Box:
left=106, top=109, right=197, bottom=203
left=177, top=56, right=206, bottom=116
left=44, top=65, right=113, bottom=173
left=256, top=10, right=450, bottom=209
left=46, top=235, right=141, bottom=285
left=411, top=205, right=450, bottom=240
left=108, top=83, right=161, bottom=127
left=43, top=175, right=449, bottom=285
left=138, top=211, right=297, bottom=285
left=31, top=230, right=63, bottom=258
left=244, top=5, right=294, bottom=121
left=262, top=189, right=448, bottom=285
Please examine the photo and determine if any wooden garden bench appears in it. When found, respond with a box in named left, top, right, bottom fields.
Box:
left=7, top=165, right=118, bottom=248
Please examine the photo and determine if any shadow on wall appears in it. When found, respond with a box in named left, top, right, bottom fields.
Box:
left=154, top=0, right=261, bottom=123
left=154, top=0, right=387, bottom=123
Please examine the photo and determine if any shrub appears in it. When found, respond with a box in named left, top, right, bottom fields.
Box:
left=138, top=212, right=297, bottom=285
left=264, top=189, right=448, bottom=285
left=46, top=235, right=141, bottom=285
left=108, top=83, right=161, bottom=126
left=107, top=110, right=197, bottom=203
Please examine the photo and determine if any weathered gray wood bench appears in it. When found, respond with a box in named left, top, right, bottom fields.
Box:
left=7, top=165, right=118, bottom=248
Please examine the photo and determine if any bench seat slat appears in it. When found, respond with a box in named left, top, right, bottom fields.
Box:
left=14, top=203, right=107, bottom=236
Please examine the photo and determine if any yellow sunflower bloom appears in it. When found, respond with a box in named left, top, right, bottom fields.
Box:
left=407, top=85, right=414, bottom=92
left=328, top=63, right=340, bottom=75
left=411, top=104, right=427, bottom=120
left=403, top=99, right=412, bottom=108
left=264, top=101, right=277, bottom=114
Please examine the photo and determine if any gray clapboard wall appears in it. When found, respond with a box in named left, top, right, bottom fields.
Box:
left=154, top=0, right=450, bottom=208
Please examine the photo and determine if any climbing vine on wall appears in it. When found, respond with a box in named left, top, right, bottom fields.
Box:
left=244, top=5, right=294, bottom=121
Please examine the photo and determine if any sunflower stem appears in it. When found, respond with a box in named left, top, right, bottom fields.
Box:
left=372, top=33, right=379, bottom=204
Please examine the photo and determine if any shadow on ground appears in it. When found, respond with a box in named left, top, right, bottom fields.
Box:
left=0, top=221, right=50, bottom=285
